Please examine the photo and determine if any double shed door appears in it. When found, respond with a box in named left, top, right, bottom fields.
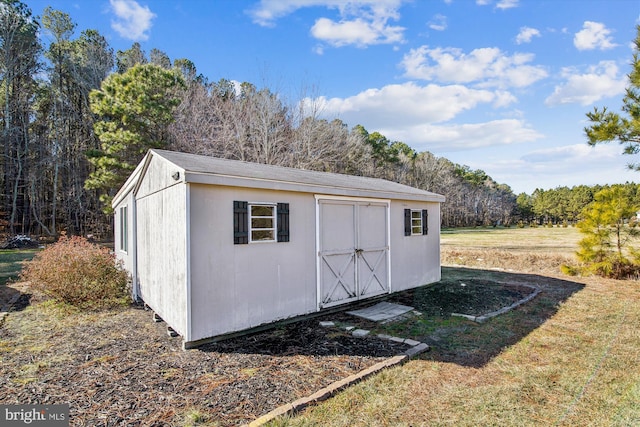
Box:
left=317, top=198, right=390, bottom=308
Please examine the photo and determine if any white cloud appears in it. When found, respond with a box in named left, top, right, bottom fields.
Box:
left=385, top=119, right=542, bottom=152
left=574, top=21, right=617, bottom=51
left=311, top=16, right=404, bottom=47
left=109, top=0, right=155, bottom=41
left=306, top=82, right=536, bottom=153
left=493, top=90, right=518, bottom=107
left=476, top=144, right=640, bottom=193
left=496, top=0, right=519, bottom=9
left=475, top=0, right=520, bottom=9
left=545, top=60, right=627, bottom=106
left=521, top=143, right=616, bottom=163
left=247, top=0, right=321, bottom=27
left=248, top=0, right=406, bottom=47
left=401, top=45, right=548, bottom=89
left=313, top=82, right=502, bottom=127
left=515, top=27, right=540, bottom=44
left=249, top=0, right=404, bottom=27
left=428, top=14, right=447, bottom=31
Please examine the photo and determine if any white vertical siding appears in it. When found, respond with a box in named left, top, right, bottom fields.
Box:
left=136, top=155, right=184, bottom=198
left=187, top=185, right=317, bottom=341
left=389, top=200, right=441, bottom=291
left=135, top=157, right=188, bottom=338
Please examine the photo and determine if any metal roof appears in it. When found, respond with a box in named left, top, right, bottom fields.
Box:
left=149, top=149, right=445, bottom=202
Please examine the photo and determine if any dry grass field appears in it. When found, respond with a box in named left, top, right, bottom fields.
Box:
left=271, top=226, right=640, bottom=426
left=440, top=226, right=579, bottom=275
left=442, top=226, right=581, bottom=254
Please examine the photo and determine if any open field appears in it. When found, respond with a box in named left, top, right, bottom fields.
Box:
left=272, top=227, right=640, bottom=426
left=441, top=226, right=582, bottom=254
left=440, top=226, right=579, bottom=275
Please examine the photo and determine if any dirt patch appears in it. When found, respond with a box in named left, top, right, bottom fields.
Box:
left=392, top=279, right=537, bottom=317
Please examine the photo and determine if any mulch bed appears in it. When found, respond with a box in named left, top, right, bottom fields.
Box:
left=0, top=279, right=536, bottom=426
left=0, top=287, right=407, bottom=426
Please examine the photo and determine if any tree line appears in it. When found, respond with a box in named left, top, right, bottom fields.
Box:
left=516, top=183, right=640, bottom=226
left=0, top=1, right=623, bottom=239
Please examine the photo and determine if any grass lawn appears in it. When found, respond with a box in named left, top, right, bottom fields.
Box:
left=0, top=249, right=37, bottom=286
left=270, top=227, right=640, bottom=426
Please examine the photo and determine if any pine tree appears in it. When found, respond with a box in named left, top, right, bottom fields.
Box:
left=86, top=63, right=184, bottom=212
left=569, top=186, right=640, bottom=278
left=585, top=25, right=640, bottom=169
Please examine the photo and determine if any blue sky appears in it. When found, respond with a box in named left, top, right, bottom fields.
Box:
left=27, top=0, right=640, bottom=194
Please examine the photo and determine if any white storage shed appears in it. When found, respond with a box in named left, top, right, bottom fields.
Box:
left=112, top=149, right=445, bottom=348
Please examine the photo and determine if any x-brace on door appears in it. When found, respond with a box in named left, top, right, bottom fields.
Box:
left=317, top=197, right=390, bottom=309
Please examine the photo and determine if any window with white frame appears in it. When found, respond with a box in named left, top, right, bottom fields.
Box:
left=249, top=203, right=276, bottom=242
left=234, top=201, right=290, bottom=244
left=404, top=208, right=428, bottom=236
left=119, top=206, right=128, bottom=252
left=410, top=209, right=422, bottom=235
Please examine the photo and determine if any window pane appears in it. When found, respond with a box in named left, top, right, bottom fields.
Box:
left=251, top=205, right=274, bottom=216
left=411, top=209, right=422, bottom=235
left=249, top=203, right=276, bottom=242
left=120, top=206, right=127, bottom=252
left=251, top=218, right=273, bottom=228
left=252, top=230, right=274, bottom=241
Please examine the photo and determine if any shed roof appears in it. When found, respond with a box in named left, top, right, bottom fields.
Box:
left=115, top=149, right=445, bottom=205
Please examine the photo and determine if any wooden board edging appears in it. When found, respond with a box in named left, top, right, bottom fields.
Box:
left=246, top=334, right=430, bottom=427
left=246, top=355, right=408, bottom=427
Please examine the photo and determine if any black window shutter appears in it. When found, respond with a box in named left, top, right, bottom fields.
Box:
left=233, top=201, right=248, bottom=244
left=404, top=209, right=411, bottom=236
left=277, top=202, right=290, bottom=242
left=422, top=209, right=429, bottom=235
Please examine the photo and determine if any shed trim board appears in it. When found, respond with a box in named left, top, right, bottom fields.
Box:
left=112, top=150, right=445, bottom=346
left=184, top=171, right=440, bottom=202
left=185, top=183, right=192, bottom=343
left=131, top=194, right=139, bottom=301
